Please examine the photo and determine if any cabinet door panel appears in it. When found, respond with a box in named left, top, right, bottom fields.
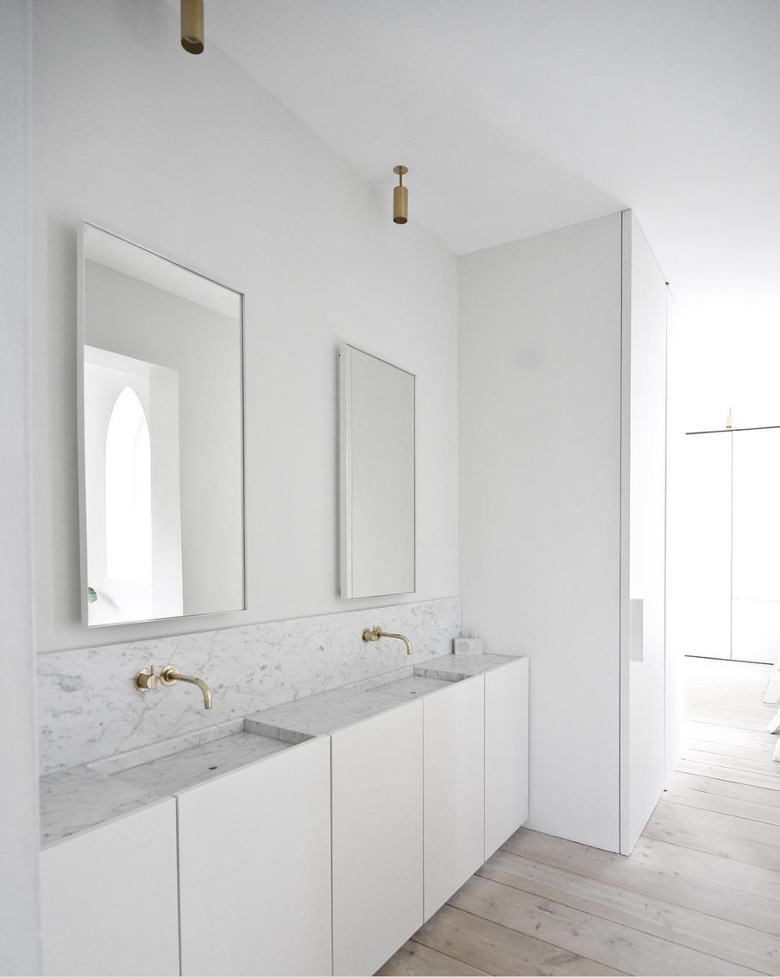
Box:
left=485, top=658, right=529, bottom=858
left=424, top=675, right=485, bottom=919
left=178, top=737, right=332, bottom=977
left=733, top=428, right=780, bottom=601
left=678, top=433, right=732, bottom=659
left=41, top=799, right=179, bottom=977
left=732, top=599, right=780, bottom=664
left=331, top=700, right=423, bottom=977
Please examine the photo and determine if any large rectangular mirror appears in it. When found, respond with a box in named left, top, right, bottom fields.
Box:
left=339, top=344, right=415, bottom=598
left=79, top=223, right=245, bottom=626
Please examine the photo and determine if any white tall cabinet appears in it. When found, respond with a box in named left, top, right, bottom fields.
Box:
left=459, top=210, right=670, bottom=854
left=679, top=425, right=780, bottom=664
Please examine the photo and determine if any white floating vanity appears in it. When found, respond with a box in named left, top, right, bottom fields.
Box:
left=40, top=653, right=528, bottom=977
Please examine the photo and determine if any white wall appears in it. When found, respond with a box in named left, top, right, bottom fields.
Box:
left=680, top=317, right=780, bottom=433
left=0, top=0, right=42, bottom=971
left=31, top=0, right=459, bottom=653
left=459, top=214, right=623, bottom=851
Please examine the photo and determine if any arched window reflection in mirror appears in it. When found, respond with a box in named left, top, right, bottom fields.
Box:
left=105, top=386, right=152, bottom=584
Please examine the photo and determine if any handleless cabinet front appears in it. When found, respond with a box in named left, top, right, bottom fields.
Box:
left=423, top=675, right=485, bottom=919
left=485, top=657, right=529, bottom=858
left=177, top=737, right=332, bottom=977
left=41, top=799, right=180, bottom=977
left=331, top=699, right=424, bottom=977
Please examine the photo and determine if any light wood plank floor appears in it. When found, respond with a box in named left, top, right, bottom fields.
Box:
left=378, top=656, right=780, bottom=977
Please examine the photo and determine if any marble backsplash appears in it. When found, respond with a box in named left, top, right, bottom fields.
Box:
left=37, top=597, right=461, bottom=775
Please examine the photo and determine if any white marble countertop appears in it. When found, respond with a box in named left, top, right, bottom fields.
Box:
left=40, top=652, right=520, bottom=849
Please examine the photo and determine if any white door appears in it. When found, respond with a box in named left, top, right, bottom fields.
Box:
left=485, top=657, right=529, bottom=858
left=423, top=675, right=485, bottom=919
left=177, top=737, right=332, bottom=977
left=41, top=799, right=179, bottom=977
left=331, top=699, right=423, bottom=977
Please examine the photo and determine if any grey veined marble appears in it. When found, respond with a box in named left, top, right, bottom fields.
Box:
left=37, top=596, right=461, bottom=774
left=40, top=650, right=521, bottom=848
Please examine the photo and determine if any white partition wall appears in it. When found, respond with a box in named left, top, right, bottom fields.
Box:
left=459, top=210, right=669, bottom=853
left=460, top=213, right=624, bottom=851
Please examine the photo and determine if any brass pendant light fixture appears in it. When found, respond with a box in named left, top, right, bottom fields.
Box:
left=393, top=166, right=408, bottom=224
left=181, top=0, right=205, bottom=55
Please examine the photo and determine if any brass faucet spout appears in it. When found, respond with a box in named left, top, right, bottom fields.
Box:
left=361, top=626, right=413, bottom=656
left=160, top=666, right=213, bottom=709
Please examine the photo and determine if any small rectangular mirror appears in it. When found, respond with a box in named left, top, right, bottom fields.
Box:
left=339, top=344, right=415, bottom=598
left=79, top=223, right=245, bottom=626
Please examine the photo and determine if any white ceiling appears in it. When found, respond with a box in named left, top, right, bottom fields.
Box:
left=204, top=0, right=780, bottom=322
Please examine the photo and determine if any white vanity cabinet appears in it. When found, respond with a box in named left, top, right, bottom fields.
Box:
left=40, top=799, right=180, bottom=977
left=331, top=699, right=424, bottom=977
left=39, top=654, right=528, bottom=978
left=177, top=736, right=332, bottom=977
left=485, top=656, right=529, bottom=857
left=423, top=674, right=485, bottom=919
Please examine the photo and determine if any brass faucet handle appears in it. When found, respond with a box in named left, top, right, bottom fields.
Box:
left=133, top=665, right=160, bottom=691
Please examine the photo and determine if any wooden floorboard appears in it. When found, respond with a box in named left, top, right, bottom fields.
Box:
left=476, top=847, right=780, bottom=975
left=664, top=784, right=780, bottom=826
left=378, top=656, right=780, bottom=976
left=409, top=904, right=626, bottom=977
left=375, top=938, right=490, bottom=976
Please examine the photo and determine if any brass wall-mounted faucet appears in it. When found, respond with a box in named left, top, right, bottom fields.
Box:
left=133, top=665, right=213, bottom=709
left=362, top=626, right=413, bottom=656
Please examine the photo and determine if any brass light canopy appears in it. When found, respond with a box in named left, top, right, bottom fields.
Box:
left=181, top=0, right=205, bottom=55
left=393, top=165, right=408, bottom=224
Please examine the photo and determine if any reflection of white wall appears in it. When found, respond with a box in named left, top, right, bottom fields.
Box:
left=345, top=347, right=415, bottom=598
left=85, top=261, right=242, bottom=618
left=84, top=347, right=183, bottom=625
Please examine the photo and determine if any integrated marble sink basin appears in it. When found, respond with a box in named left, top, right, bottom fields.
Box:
left=109, top=728, right=298, bottom=795
left=40, top=724, right=309, bottom=848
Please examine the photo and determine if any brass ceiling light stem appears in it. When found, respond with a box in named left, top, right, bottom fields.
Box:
left=393, top=165, right=408, bottom=224
left=181, top=0, right=205, bottom=55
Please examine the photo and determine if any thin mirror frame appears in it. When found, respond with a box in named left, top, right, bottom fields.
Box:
left=338, top=343, right=417, bottom=599
left=77, top=221, right=247, bottom=627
